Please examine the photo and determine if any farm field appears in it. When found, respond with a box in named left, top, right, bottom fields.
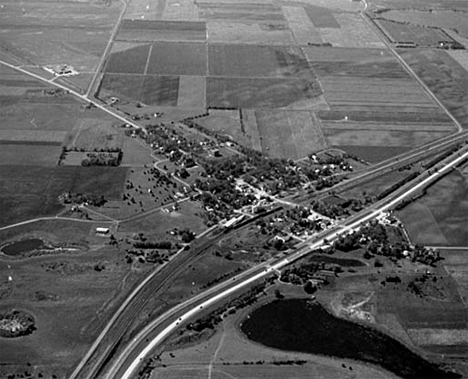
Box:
left=255, top=110, right=326, bottom=159
left=0, top=144, right=62, bottom=166
left=0, top=0, right=123, bottom=92
left=208, top=45, right=311, bottom=79
left=207, top=21, right=294, bottom=45
left=397, top=169, right=468, bottom=247
left=116, top=20, right=206, bottom=42
left=399, top=49, right=468, bottom=129
left=96, top=7, right=460, bottom=163
left=300, top=46, right=458, bottom=159
left=206, top=77, right=321, bottom=109
left=441, top=249, right=468, bottom=306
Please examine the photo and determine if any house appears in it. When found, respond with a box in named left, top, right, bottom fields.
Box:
left=96, top=227, right=109, bottom=235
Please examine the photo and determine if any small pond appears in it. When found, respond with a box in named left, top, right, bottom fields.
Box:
left=241, top=299, right=460, bottom=379
left=1, top=239, right=45, bottom=256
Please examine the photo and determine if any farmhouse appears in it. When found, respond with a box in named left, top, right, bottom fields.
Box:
left=95, top=227, right=110, bottom=235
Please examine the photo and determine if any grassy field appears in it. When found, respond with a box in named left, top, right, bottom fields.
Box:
left=0, top=165, right=128, bottom=227
left=0, top=222, right=144, bottom=379
left=65, top=118, right=122, bottom=151
left=117, top=200, right=206, bottom=238
left=154, top=284, right=396, bottom=379
left=177, top=76, right=206, bottom=108
left=255, top=110, right=327, bottom=159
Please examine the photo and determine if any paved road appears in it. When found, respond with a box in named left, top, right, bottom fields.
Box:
left=0, top=216, right=114, bottom=232
left=110, top=149, right=468, bottom=379
left=85, top=0, right=128, bottom=97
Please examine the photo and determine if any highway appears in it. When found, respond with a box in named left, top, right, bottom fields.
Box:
left=107, top=148, right=468, bottom=379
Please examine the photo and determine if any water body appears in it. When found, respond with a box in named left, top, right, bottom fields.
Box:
left=1, top=238, right=44, bottom=256
left=241, top=299, right=460, bottom=379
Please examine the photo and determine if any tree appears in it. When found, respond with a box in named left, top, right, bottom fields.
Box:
left=274, top=289, right=284, bottom=299
left=304, top=281, right=317, bottom=294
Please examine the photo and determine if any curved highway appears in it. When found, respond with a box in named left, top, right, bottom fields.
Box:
left=108, top=149, right=468, bottom=379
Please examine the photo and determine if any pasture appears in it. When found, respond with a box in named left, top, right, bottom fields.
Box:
left=374, top=18, right=456, bottom=47
left=118, top=200, right=206, bottom=237
left=65, top=118, right=122, bottom=151
left=377, top=9, right=468, bottom=40
left=0, top=228, right=139, bottom=379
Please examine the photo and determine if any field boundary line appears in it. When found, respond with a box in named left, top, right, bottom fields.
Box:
left=143, top=44, right=154, bottom=76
